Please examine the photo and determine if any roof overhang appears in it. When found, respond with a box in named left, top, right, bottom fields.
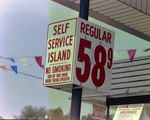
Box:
left=52, top=0, right=150, bottom=42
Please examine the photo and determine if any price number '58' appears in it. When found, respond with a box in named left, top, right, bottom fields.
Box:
left=76, top=38, right=113, bottom=87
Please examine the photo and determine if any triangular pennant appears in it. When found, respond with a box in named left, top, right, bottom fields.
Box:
left=0, top=56, right=7, bottom=71
left=114, top=51, right=120, bottom=58
left=125, top=88, right=129, bottom=94
left=127, top=49, right=137, bottom=63
left=19, top=57, right=28, bottom=64
left=5, top=58, right=15, bottom=63
left=0, top=66, right=7, bottom=71
left=35, top=56, right=43, bottom=68
left=23, top=64, right=29, bottom=68
left=142, top=48, right=150, bottom=52
left=11, top=66, right=17, bottom=74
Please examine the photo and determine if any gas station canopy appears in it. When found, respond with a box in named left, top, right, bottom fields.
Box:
left=52, top=0, right=150, bottom=42
left=52, top=0, right=150, bottom=117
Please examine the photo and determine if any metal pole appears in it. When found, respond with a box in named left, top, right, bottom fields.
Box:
left=106, top=96, right=110, bottom=120
left=70, top=0, right=90, bottom=120
left=79, top=0, right=90, bottom=20
left=106, top=105, right=109, bottom=120
left=70, top=85, right=82, bottom=120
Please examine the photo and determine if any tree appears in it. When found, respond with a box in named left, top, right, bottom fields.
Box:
left=64, top=113, right=70, bottom=120
left=14, top=105, right=70, bottom=120
left=81, top=113, right=97, bottom=120
left=0, top=116, right=3, bottom=120
left=81, top=113, right=114, bottom=120
left=48, top=107, right=64, bottom=120
left=108, top=114, right=114, bottom=120
left=13, top=105, right=47, bottom=119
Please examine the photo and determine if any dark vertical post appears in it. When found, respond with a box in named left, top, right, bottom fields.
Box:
left=106, top=96, right=110, bottom=120
left=106, top=105, right=109, bottom=120
left=79, top=0, right=90, bottom=20
left=70, top=0, right=90, bottom=120
left=70, top=85, right=82, bottom=120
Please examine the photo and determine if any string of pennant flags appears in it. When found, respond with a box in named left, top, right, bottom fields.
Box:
left=114, top=48, right=150, bottom=62
left=0, top=48, right=150, bottom=74
left=0, top=56, right=43, bottom=74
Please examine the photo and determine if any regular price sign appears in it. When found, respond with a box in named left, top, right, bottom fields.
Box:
left=43, top=18, right=77, bottom=85
left=73, top=18, right=115, bottom=93
left=43, top=18, right=115, bottom=94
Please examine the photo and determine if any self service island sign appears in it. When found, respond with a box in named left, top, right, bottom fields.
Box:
left=43, top=17, right=115, bottom=95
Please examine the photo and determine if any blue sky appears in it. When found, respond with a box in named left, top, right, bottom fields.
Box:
left=1, top=0, right=150, bottom=119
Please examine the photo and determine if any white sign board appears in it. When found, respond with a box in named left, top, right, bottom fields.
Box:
left=43, top=17, right=115, bottom=95
left=43, top=18, right=77, bottom=85
left=92, top=104, right=107, bottom=120
left=113, top=104, right=147, bottom=120
left=73, top=18, right=115, bottom=94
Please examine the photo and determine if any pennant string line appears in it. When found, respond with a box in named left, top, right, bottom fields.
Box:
left=0, top=56, right=44, bottom=59
left=114, top=48, right=144, bottom=52
left=0, top=16, right=46, bottom=34
left=7, top=68, right=42, bottom=80
left=0, top=64, right=37, bottom=67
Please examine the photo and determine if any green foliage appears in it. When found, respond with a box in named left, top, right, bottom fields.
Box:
left=81, top=113, right=114, bottom=120
left=64, top=113, right=70, bottom=120
left=13, top=105, right=114, bottom=120
left=13, top=105, right=70, bottom=120
left=0, top=116, right=3, bottom=120
left=81, top=113, right=97, bottom=120
left=48, top=107, right=64, bottom=120
left=13, top=105, right=47, bottom=119
left=108, top=114, right=114, bottom=120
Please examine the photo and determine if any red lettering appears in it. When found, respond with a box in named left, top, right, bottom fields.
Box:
left=46, top=67, right=51, bottom=74
left=66, top=36, right=69, bottom=46
left=53, top=25, right=57, bottom=35
left=65, top=23, right=70, bottom=33
left=50, top=52, right=54, bottom=62
left=80, top=22, right=85, bottom=34
left=58, top=24, right=61, bottom=34
left=52, top=38, right=55, bottom=49
left=102, top=31, right=106, bottom=42
left=62, top=50, right=66, bottom=60
left=47, top=75, right=51, bottom=78
left=47, top=35, right=73, bottom=49
left=48, top=49, right=71, bottom=63
left=90, top=26, right=94, bottom=37
left=69, top=35, right=73, bottom=45
left=56, top=73, right=61, bottom=77
left=80, top=22, right=112, bottom=44
left=94, top=27, right=98, bottom=39
left=57, top=51, right=61, bottom=61
left=59, top=37, right=65, bottom=47
left=67, top=49, right=71, bottom=60
left=55, top=38, right=59, bottom=48
left=48, top=39, right=51, bottom=49
left=86, top=24, right=89, bottom=35
left=107, top=32, right=111, bottom=44
left=53, top=23, right=70, bottom=35
left=62, top=24, right=65, bottom=34
left=98, top=29, right=101, bottom=40
left=45, top=79, right=51, bottom=83
left=52, top=64, right=71, bottom=73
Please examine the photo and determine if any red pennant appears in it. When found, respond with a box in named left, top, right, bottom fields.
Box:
left=127, top=49, right=137, bottom=63
left=35, top=56, right=43, bottom=68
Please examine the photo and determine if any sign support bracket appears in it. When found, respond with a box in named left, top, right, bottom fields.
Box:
left=70, top=0, right=90, bottom=120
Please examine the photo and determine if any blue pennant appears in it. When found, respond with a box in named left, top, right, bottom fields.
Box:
left=11, top=66, right=17, bottom=74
